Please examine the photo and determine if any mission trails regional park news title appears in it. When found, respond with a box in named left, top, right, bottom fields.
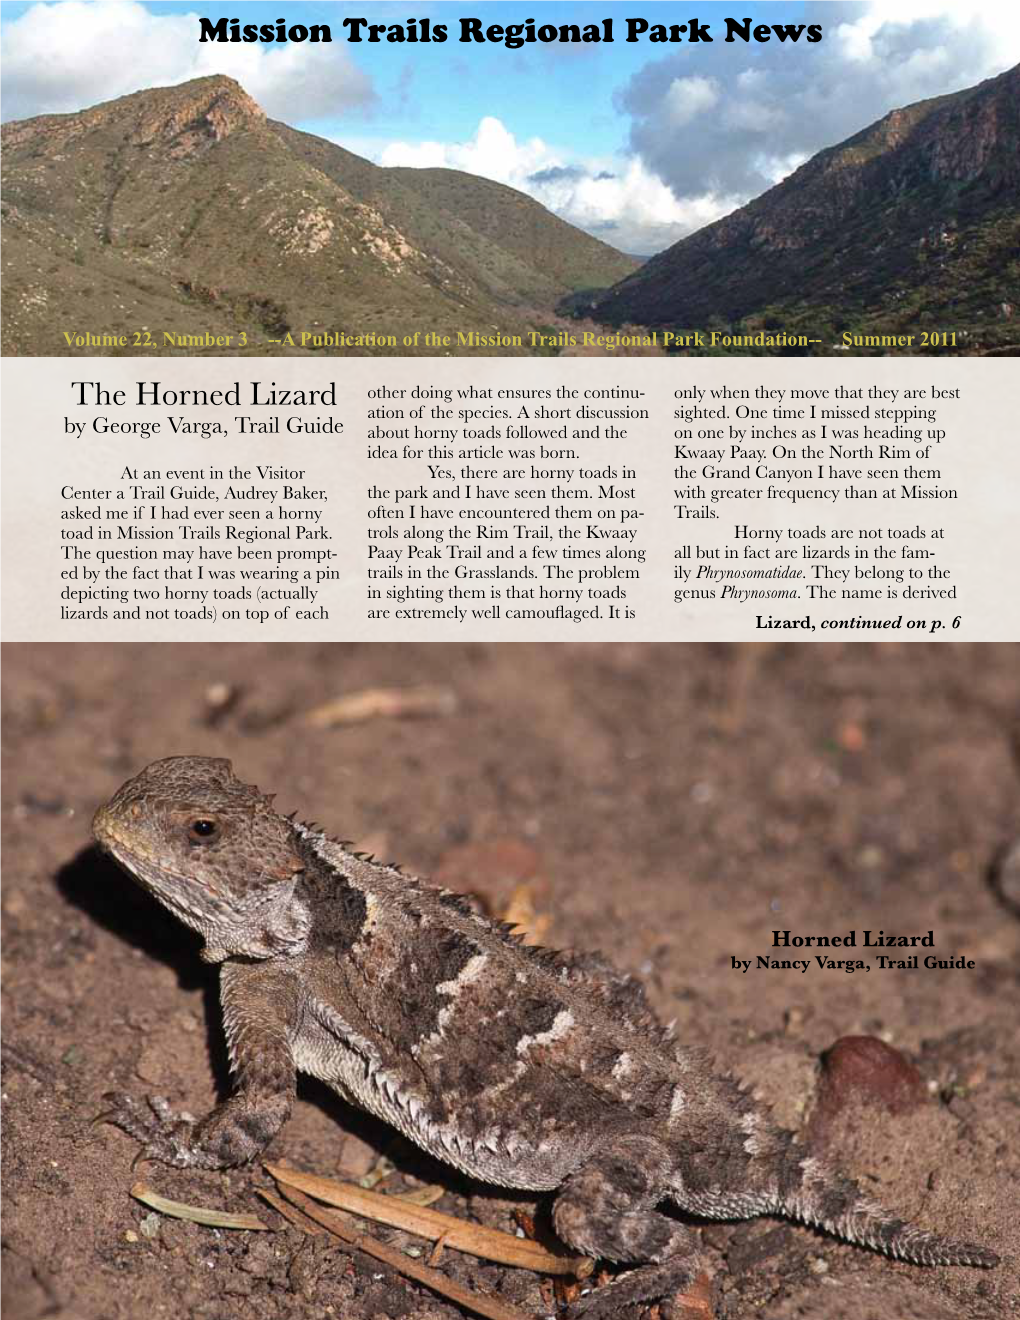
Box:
left=199, top=15, right=824, bottom=47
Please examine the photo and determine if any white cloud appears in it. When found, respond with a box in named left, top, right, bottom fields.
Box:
left=378, top=116, right=737, bottom=255
left=0, top=0, right=374, bottom=123
left=621, top=1, right=1020, bottom=203
left=381, top=116, right=553, bottom=186
left=377, top=2, right=1020, bottom=257
left=663, top=76, right=720, bottom=127
left=6, top=0, right=1014, bottom=260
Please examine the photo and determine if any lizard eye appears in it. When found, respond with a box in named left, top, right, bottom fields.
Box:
left=188, top=818, right=220, bottom=843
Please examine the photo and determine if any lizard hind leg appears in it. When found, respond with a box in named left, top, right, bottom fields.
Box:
left=552, top=1134, right=705, bottom=1319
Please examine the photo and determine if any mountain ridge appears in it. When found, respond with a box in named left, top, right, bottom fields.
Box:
left=580, top=63, right=1020, bottom=352
left=1, top=75, right=636, bottom=355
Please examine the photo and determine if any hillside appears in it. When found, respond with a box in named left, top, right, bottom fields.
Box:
left=580, top=64, right=1020, bottom=353
left=0, top=76, right=636, bottom=356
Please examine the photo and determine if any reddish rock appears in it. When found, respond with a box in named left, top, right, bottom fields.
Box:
left=809, top=1036, right=928, bottom=1142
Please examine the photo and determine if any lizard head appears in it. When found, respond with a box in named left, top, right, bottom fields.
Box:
left=93, top=755, right=309, bottom=963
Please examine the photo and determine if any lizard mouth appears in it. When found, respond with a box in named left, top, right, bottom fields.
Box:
left=94, top=816, right=230, bottom=925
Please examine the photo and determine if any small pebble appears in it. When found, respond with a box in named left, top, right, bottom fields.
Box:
left=837, top=722, right=866, bottom=752
left=202, top=682, right=241, bottom=726
left=948, top=1094, right=977, bottom=1122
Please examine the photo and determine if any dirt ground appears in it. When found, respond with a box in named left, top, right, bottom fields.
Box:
left=2, top=642, right=1018, bottom=1320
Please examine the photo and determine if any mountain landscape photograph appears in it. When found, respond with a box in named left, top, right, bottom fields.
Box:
left=578, top=61, right=1020, bottom=353
left=2, top=74, right=637, bottom=356
left=1, top=1, right=1018, bottom=356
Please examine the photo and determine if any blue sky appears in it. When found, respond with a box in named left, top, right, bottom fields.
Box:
left=3, top=2, right=1018, bottom=253
left=0, top=2, right=785, bottom=155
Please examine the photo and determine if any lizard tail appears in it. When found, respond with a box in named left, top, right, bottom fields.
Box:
left=777, top=1149, right=999, bottom=1267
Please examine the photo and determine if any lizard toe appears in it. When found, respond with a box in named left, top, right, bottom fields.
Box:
left=564, top=1257, right=705, bottom=1319
left=95, top=1091, right=199, bottom=1166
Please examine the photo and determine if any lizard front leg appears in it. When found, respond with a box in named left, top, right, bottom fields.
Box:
left=101, top=960, right=300, bottom=1169
left=552, top=1134, right=705, bottom=1319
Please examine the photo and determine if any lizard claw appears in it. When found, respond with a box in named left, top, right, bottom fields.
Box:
left=130, top=1146, right=155, bottom=1171
left=563, top=1260, right=705, bottom=1319
left=94, top=1090, right=145, bottom=1131
left=95, top=1090, right=199, bottom=1168
left=564, top=1275, right=638, bottom=1320
left=563, top=1288, right=614, bottom=1319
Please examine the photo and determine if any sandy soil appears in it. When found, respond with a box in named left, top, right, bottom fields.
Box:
left=2, top=642, right=1018, bottom=1320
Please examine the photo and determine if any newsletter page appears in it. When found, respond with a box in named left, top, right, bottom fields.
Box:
left=2, top=4, right=1017, bottom=1320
